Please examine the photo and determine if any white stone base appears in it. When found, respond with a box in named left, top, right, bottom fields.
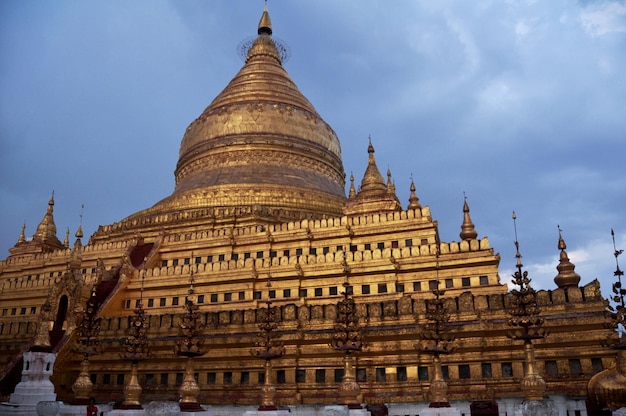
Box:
left=0, top=402, right=36, bottom=416
left=243, top=410, right=290, bottom=416
left=321, top=405, right=371, bottom=416
left=181, top=411, right=213, bottom=416
left=0, top=400, right=62, bottom=416
left=59, top=402, right=114, bottom=416
left=108, top=409, right=146, bottom=416
left=419, top=406, right=462, bottom=416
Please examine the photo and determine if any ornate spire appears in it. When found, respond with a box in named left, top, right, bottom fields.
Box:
left=459, top=196, right=478, bottom=241
left=10, top=194, right=64, bottom=256
left=553, top=226, right=581, bottom=288
left=407, top=178, right=421, bottom=210
left=348, top=173, right=356, bottom=198
left=258, top=2, right=272, bottom=35
left=386, top=167, right=396, bottom=194
left=245, top=4, right=283, bottom=65
left=358, top=139, right=387, bottom=195
left=17, top=223, right=26, bottom=244
left=32, top=193, right=64, bottom=249
left=64, top=227, right=70, bottom=248
left=344, top=139, right=402, bottom=215
left=70, top=211, right=85, bottom=269
left=33, top=193, right=59, bottom=241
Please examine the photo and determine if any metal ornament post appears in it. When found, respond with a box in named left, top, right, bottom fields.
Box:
left=250, top=277, right=285, bottom=411
left=330, top=279, right=363, bottom=409
left=507, top=213, right=546, bottom=402
left=71, top=286, right=102, bottom=404
left=119, top=266, right=152, bottom=409
left=175, top=265, right=206, bottom=412
left=417, top=240, right=456, bottom=408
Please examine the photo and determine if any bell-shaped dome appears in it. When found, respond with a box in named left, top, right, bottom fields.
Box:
left=156, top=6, right=345, bottom=221
left=587, top=349, right=626, bottom=411
left=91, top=6, right=347, bottom=241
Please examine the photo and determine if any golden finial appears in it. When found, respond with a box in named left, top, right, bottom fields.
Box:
left=75, top=204, right=84, bottom=240
left=238, top=1, right=289, bottom=64
left=557, top=226, right=566, bottom=250
left=258, top=1, right=272, bottom=35
left=17, top=223, right=26, bottom=244
left=459, top=194, right=477, bottom=241
left=348, top=173, right=356, bottom=198
left=407, top=176, right=421, bottom=210
left=554, top=225, right=581, bottom=288
left=359, top=138, right=387, bottom=194
left=33, top=191, right=59, bottom=243
left=386, top=167, right=396, bottom=194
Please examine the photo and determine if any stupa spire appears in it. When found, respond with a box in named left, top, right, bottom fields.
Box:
left=348, top=173, right=356, bottom=198
left=344, top=138, right=402, bottom=215
left=258, top=2, right=272, bottom=35
left=386, top=167, right=396, bottom=194
left=8, top=195, right=64, bottom=256
left=459, top=195, right=478, bottom=241
left=553, top=226, right=581, bottom=288
left=17, top=223, right=26, bottom=244
left=33, top=192, right=60, bottom=244
left=407, top=177, right=421, bottom=209
left=358, top=138, right=387, bottom=195
left=70, top=206, right=85, bottom=269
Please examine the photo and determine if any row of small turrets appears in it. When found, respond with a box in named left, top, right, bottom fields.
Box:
left=8, top=156, right=582, bottom=291
left=346, top=140, right=583, bottom=290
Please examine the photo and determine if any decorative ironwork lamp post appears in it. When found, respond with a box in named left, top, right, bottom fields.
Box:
left=417, top=240, right=456, bottom=408
left=330, top=280, right=363, bottom=409
left=119, top=267, right=152, bottom=409
left=507, top=213, right=546, bottom=402
left=71, top=286, right=102, bottom=404
left=417, top=281, right=456, bottom=407
left=250, top=278, right=285, bottom=411
left=174, top=269, right=206, bottom=413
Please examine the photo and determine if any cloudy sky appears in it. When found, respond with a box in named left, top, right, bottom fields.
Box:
left=1, top=1, right=625, bottom=298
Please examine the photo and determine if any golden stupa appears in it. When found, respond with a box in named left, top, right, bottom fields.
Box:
left=0, top=5, right=618, bottom=412
left=91, top=6, right=345, bottom=246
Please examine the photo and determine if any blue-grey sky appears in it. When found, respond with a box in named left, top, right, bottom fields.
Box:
left=1, top=1, right=625, bottom=297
